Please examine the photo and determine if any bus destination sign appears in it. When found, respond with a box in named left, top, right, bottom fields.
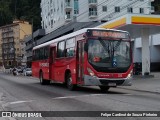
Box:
left=90, top=30, right=129, bottom=39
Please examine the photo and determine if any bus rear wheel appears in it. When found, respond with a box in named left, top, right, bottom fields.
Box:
left=66, top=73, right=76, bottom=91
left=99, top=86, right=110, bottom=93
left=39, top=72, right=50, bottom=85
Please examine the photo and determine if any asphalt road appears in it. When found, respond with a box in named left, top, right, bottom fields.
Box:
left=0, top=72, right=160, bottom=120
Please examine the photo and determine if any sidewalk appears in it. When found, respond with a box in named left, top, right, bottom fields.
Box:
left=119, top=72, right=160, bottom=94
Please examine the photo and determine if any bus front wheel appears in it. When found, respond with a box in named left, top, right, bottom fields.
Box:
left=66, top=73, right=76, bottom=91
left=39, top=72, right=50, bottom=85
left=99, top=86, right=110, bottom=93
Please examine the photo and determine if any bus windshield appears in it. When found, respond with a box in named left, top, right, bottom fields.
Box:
left=88, top=39, right=131, bottom=73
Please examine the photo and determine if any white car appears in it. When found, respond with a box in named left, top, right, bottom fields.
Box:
left=23, top=68, right=32, bottom=76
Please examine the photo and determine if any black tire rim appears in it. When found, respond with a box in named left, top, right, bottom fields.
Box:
left=67, top=77, right=72, bottom=88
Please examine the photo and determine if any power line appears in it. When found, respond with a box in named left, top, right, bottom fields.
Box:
left=76, top=0, right=151, bottom=22
left=101, top=0, right=151, bottom=21
left=42, top=0, right=152, bottom=30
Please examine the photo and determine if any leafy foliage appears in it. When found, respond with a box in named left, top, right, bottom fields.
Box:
left=0, top=0, right=41, bottom=31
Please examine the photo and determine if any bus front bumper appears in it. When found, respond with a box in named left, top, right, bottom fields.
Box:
left=84, top=75, right=132, bottom=86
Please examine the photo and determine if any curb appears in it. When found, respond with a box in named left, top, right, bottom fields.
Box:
left=117, top=86, right=160, bottom=95
left=133, top=75, right=154, bottom=79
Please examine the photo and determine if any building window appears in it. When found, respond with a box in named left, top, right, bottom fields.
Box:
left=74, top=0, right=79, bottom=14
left=89, top=8, right=97, bottom=16
left=102, top=6, right=107, bottom=12
left=140, top=8, right=144, bottom=13
left=89, top=0, right=97, bottom=3
left=127, top=7, right=133, bottom=13
left=74, top=10, right=79, bottom=14
left=51, top=20, right=53, bottom=28
left=61, top=2, right=63, bottom=13
left=66, top=12, right=71, bottom=19
left=115, top=6, right=120, bottom=12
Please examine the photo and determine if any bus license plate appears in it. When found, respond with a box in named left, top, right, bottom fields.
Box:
left=108, top=83, right=116, bottom=86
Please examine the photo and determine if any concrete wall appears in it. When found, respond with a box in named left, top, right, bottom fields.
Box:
left=134, top=33, right=160, bottom=63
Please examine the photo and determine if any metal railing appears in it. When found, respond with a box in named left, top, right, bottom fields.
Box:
left=89, top=11, right=97, bottom=16
left=88, top=0, right=97, bottom=4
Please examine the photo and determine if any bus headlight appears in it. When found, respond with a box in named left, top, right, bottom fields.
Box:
left=127, top=70, right=133, bottom=79
left=87, top=68, right=95, bottom=76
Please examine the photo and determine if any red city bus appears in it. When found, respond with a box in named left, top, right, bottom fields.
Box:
left=32, top=28, right=133, bottom=92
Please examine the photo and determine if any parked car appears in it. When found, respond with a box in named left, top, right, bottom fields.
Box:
left=23, top=68, right=32, bottom=76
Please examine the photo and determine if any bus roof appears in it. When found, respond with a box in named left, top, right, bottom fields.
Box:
left=33, top=28, right=128, bottom=50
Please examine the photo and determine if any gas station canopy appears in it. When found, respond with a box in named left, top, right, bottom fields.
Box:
left=99, top=14, right=160, bottom=38
left=98, top=14, right=160, bottom=75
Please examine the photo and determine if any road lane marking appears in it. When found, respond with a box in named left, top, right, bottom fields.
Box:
left=123, top=94, right=132, bottom=96
left=9, top=100, right=34, bottom=105
left=2, top=100, right=34, bottom=107
left=52, top=94, right=105, bottom=100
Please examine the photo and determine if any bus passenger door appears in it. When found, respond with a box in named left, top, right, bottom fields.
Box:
left=49, top=47, right=56, bottom=80
left=77, top=41, right=85, bottom=84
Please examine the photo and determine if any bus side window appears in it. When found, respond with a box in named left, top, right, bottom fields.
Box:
left=66, top=38, right=75, bottom=57
left=57, top=41, right=65, bottom=58
left=44, top=47, right=49, bottom=59
left=66, top=48, right=74, bottom=57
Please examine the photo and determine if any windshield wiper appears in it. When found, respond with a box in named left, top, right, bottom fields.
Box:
left=114, top=40, right=122, bottom=50
left=98, top=39, right=111, bottom=58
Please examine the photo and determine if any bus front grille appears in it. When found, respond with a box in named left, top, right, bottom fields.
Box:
left=99, top=80, right=125, bottom=86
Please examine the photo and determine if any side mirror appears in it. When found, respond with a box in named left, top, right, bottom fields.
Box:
left=84, top=43, right=88, bottom=52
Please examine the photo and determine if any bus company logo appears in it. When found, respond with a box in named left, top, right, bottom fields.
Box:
left=39, top=63, right=49, bottom=67
left=97, top=74, right=110, bottom=77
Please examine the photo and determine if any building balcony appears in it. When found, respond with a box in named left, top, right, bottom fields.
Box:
left=2, top=35, right=14, bottom=39
left=65, top=2, right=72, bottom=11
left=2, top=29, right=13, bottom=34
left=65, top=14, right=72, bottom=22
left=89, top=11, right=97, bottom=19
left=88, top=0, right=97, bottom=7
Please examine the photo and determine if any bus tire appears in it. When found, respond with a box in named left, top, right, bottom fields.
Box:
left=39, top=71, right=50, bottom=85
left=66, top=73, right=76, bottom=91
left=99, top=86, right=110, bottom=93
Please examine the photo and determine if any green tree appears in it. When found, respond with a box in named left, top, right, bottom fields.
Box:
left=0, top=0, right=13, bottom=26
left=0, top=0, right=41, bottom=31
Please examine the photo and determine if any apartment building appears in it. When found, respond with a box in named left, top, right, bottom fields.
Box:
left=41, top=0, right=154, bottom=34
left=0, top=20, right=32, bottom=68
left=41, top=0, right=79, bottom=34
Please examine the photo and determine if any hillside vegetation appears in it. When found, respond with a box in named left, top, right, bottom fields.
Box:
left=0, top=0, right=41, bottom=31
